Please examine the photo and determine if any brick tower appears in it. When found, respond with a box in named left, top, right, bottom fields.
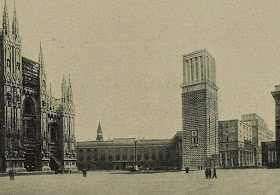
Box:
left=181, top=49, right=219, bottom=170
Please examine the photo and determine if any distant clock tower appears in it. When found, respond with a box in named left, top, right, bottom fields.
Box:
left=96, top=122, right=104, bottom=141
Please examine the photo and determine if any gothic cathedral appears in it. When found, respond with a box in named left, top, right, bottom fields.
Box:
left=0, top=1, right=77, bottom=173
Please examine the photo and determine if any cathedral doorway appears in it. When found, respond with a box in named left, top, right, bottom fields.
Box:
left=23, top=97, right=37, bottom=138
left=23, top=98, right=36, bottom=115
left=23, top=97, right=41, bottom=171
left=25, top=153, right=36, bottom=172
left=48, top=122, right=63, bottom=171
left=50, top=124, right=59, bottom=142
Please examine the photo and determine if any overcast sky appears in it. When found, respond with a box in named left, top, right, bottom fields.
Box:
left=4, top=0, right=280, bottom=141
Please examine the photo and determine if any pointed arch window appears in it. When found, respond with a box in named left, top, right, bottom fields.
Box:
left=6, top=59, right=10, bottom=68
left=6, top=93, right=12, bottom=106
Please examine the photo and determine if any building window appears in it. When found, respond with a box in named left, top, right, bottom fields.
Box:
left=226, top=137, right=229, bottom=142
left=191, top=130, right=198, bottom=144
left=144, top=153, right=149, bottom=161
left=6, top=93, right=12, bottom=106
left=195, top=57, right=198, bottom=79
left=159, top=154, right=164, bottom=161
left=200, top=56, right=203, bottom=79
left=122, top=155, right=127, bottom=160
left=191, top=59, right=194, bottom=81
left=152, top=154, right=156, bottom=161
left=6, top=59, right=10, bottom=68
left=137, top=154, right=142, bottom=161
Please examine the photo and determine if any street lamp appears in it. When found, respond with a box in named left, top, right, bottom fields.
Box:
left=133, top=139, right=138, bottom=171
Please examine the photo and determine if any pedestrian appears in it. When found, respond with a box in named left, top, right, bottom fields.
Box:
left=212, top=167, right=217, bottom=179
left=205, top=167, right=208, bottom=179
left=208, top=167, right=212, bottom=179
left=185, top=167, right=189, bottom=173
left=8, top=169, right=14, bottom=180
left=83, top=169, right=87, bottom=177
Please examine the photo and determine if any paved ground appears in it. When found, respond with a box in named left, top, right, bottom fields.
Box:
left=0, top=169, right=280, bottom=195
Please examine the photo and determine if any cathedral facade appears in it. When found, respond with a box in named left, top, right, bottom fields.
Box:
left=0, top=2, right=77, bottom=173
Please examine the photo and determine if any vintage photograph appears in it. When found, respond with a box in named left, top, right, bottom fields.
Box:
left=0, top=0, right=280, bottom=194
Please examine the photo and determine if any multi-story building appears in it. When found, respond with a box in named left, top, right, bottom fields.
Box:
left=77, top=124, right=182, bottom=170
left=218, top=120, right=254, bottom=167
left=0, top=2, right=77, bottom=173
left=241, top=113, right=274, bottom=165
left=181, top=49, right=219, bottom=169
left=262, top=85, right=280, bottom=168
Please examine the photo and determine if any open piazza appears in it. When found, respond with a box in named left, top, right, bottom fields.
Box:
left=0, top=169, right=280, bottom=195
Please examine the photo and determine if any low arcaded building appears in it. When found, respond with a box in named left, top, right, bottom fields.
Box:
left=261, top=141, right=277, bottom=168
left=77, top=123, right=182, bottom=170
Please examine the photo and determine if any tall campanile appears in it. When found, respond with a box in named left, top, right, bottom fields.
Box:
left=181, top=49, right=219, bottom=169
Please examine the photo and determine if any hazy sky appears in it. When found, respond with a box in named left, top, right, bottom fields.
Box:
left=4, top=0, right=280, bottom=141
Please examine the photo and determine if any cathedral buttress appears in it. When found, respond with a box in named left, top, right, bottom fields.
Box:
left=38, top=44, right=50, bottom=171
left=61, top=74, right=76, bottom=171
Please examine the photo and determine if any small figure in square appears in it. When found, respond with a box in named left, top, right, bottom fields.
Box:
left=9, top=169, right=15, bottom=180
left=205, top=167, right=208, bottom=179
left=208, top=167, right=212, bottom=179
left=212, top=167, right=217, bottom=179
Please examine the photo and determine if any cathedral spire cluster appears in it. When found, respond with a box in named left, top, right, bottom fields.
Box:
left=12, top=1, right=18, bottom=36
left=39, top=42, right=44, bottom=67
left=61, top=74, right=73, bottom=103
left=2, top=0, right=9, bottom=35
left=2, top=0, right=19, bottom=36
